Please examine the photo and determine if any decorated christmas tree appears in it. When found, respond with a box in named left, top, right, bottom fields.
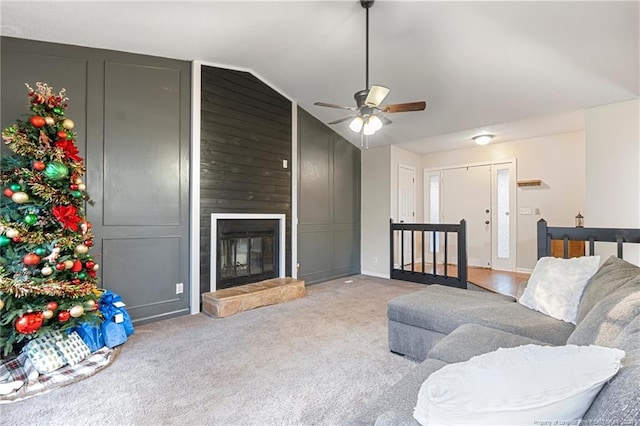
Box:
left=0, top=83, right=101, bottom=356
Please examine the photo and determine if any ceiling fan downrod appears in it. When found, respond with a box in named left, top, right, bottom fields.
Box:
left=361, top=0, right=374, bottom=93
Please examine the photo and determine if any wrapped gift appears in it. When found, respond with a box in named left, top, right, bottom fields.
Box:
left=99, top=290, right=134, bottom=337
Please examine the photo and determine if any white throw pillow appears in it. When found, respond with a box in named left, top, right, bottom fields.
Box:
left=413, top=344, right=624, bottom=426
left=519, top=255, right=600, bottom=323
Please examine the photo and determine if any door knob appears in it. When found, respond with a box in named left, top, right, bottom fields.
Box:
left=485, top=209, right=490, bottom=214
left=485, top=220, right=490, bottom=225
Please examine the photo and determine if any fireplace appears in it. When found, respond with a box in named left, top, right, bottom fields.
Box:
left=210, top=214, right=286, bottom=291
left=217, top=219, right=278, bottom=289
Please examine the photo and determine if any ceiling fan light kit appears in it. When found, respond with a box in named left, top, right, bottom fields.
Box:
left=472, top=134, right=494, bottom=145
left=314, top=0, right=426, bottom=143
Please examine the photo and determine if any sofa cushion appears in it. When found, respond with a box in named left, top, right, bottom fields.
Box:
left=582, top=315, right=640, bottom=423
left=519, top=255, right=600, bottom=323
left=576, top=256, right=640, bottom=324
left=567, top=278, right=640, bottom=347
left=427, top=323, right=550, bottom=364
left=388, top=285, right=575, bottom=346
left=414, top=345, right=625, bottom=426
left=347, top=358, right=447, bottom=426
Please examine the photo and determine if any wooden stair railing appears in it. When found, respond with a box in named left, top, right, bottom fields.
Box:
left=390, top=219, right=468, bottom=288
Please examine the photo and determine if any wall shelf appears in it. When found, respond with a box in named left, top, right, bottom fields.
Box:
left=517, top=179, right=543, bottom=187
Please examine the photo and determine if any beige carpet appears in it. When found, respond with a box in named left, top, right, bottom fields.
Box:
left=2, top=275, right=424, bottom=425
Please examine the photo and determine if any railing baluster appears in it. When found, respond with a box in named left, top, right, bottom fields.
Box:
left=432, top=231, right=436, bottom=275
left=411, top=230, right=415, bottom=273
left=444, top=231, right=449, bottom=277
left=422, top=230, right=426, bottom=274
left=401, top=230, right=405, bottom=271
left=617, top=237, right=624, bottom=258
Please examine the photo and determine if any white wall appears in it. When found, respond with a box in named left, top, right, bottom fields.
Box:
left=361, top=145, right=392, bottom=277
left=421, top=131, right=586, bottom=271
left=585, top=99, right=640, bottom=264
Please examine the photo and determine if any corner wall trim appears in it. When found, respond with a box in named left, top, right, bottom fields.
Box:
left=189, top=60, right=202, bottom=314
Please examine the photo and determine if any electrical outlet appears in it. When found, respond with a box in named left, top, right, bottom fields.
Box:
left=282, top=159, right=288, bottom=169
left=176, top=283, right=183, bottom=294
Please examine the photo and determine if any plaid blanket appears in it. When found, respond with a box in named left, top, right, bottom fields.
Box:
left=0, top=346, right=117, bottom=403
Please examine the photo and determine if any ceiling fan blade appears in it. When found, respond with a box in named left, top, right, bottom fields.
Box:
left=314, top=101, right=357, bottom=111
left=364, top=85, right=390, bottom=107
left=382, top=101, right=426, bottom=113
left=379, top=115, right=393, bottom=126
left=327, top=116, right=355, bottom=125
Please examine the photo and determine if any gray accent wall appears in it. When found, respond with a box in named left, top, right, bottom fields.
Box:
left=297, top=108, right=361, bottom=283
left=1, top=37, right=191, bottom=324
left=199, top=66, right=292, bottom=295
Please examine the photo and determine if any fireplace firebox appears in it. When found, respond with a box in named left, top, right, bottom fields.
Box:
left=216, top=219, right=279, bottom=289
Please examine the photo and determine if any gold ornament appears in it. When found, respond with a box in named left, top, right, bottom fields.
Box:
left=5, top=228, right=19, bottom=238
left=0, top=299, right=4, bottom=310
left=93, top=264, right=100, bottom=271
left=85, top=300, right=97, bottom=310
left=75, top=244, right=89, bottom=254
left=63, top=260, right=74, bottom=270
left=78, top=183, right=86, bottom=191
left=44, top=116, right=55, bottom=125
left=41, top=266, right=54, bottom=276
left=62, top=118, right=75, bottom=129
left=69, top=304, right=84, bottom=318
left=11, top=191, right=29, bottom=204
left=42, top=309, right=54, bottom=319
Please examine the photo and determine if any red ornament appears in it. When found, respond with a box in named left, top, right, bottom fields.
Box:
left=12, top=236, right=21, bottom=243
left=71, top=259, right=83, bottom=272
left=55, top=262, right=66, bottom=271
left=70, top=184, right=79, bottom=190
left=46, top=301, right=58, bottom=311
left=29, top=116, right=46, bottom=128
left=72, top=278, right=81, bottom=285
left=15, top=312, right=44, bottom=334
left=85, top=260, right=95, bottom=269
left=3, top=188, right=13, bottom=197
left=57, top=130, right=68, bottom=140
left=84, top=240, right=93, bottom=247
left=33, top=161, right=46, bottom=171
left=57, top=310, right=71, bottom=322
left=23, top=253, right=41, bottom=266
left=88, top=270, right=97, bottom=278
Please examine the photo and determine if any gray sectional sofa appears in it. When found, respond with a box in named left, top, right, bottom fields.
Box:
left=351, top=256, right=640, bottom=425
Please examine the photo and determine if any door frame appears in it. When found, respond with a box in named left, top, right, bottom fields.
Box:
left=423, top=159, right=517, bottom=271
left=398, top=164, right=416, bottom=265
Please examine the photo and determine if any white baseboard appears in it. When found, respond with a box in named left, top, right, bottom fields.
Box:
left=516, top=267, right=533, bottom=274
left=361, top=271, right=391, bottom=279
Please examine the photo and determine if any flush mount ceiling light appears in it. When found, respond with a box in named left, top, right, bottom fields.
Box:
left=314, top=0, right=426, bottom=143
left=472, top=134, right=494, bottom=145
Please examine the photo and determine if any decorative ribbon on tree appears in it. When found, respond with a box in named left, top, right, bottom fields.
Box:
left=0, top=82, right=101, bottom=355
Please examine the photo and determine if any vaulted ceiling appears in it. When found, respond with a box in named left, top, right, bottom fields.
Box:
left=1, top=1, right=638, bottom=153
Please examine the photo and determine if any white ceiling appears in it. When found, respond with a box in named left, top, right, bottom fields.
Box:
left=1, top=1, right=638, bottom=153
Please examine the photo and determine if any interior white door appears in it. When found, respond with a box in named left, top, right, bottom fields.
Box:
left=398, top=165, right=416, bottom=265
left=442, top=165, right=492, bottom=268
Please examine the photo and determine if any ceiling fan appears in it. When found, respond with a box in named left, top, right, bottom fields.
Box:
left=314, top=0, right=426, bottom=138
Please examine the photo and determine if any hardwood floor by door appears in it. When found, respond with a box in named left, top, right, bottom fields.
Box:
left=408, top=263, right=529, bottom=298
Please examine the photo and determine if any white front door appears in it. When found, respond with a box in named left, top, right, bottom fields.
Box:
left=398, top=165, right=416, bottom=265
left=442, top=165, right=492, bottom=268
